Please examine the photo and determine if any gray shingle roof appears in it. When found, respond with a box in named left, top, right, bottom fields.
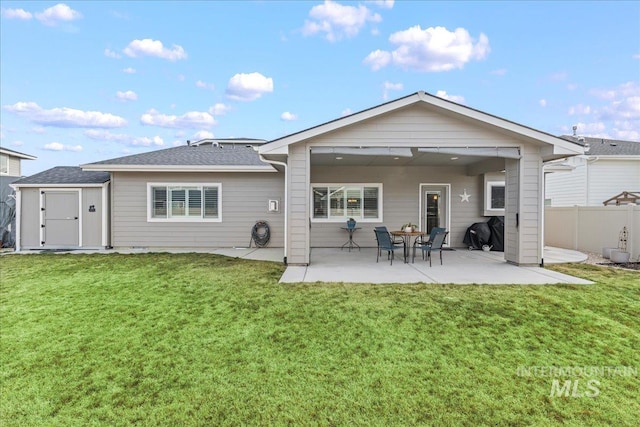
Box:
left=86, top=144, right=266, bottom=166
left=561, top=135, right=640, bottom=156
left=13, top=167, right=110, bottom=185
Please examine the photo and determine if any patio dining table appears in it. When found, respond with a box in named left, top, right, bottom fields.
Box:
left=390, top=230, right=425, bottom=263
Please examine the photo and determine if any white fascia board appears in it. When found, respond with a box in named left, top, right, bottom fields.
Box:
left=586, top=155, right=640, bottom=160
left=0, top=148, right=37, bottom=160
left=11, top=182, right=109, bottom=189
left=80, top=164, right=276, bottom=172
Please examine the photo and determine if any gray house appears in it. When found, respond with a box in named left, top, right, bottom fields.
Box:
left=14, top=91, right=583, bottom=265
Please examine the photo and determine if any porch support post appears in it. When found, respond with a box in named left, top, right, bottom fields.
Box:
left=505, top=145, right=543, bottom=266
left=286, top=143, right=310, bottom=265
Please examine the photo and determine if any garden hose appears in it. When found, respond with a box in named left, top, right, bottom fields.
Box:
left=250, top=220, right=270, bottom=248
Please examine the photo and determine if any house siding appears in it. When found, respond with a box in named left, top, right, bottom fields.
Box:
left=588, top=159, right=640, bottom=205
left=308, top=103, right=525, bottom=147
left=310, top=165, right=489, bottom=249
left=287, top=144, right=310, bottom=264
left=110, top=171, right=284, bottom=249
left=19, top=188, right=40, bottom=248
left=82, top=187, right=104, bottom=247
left=545, top=158, right=640, bottom=206
left=545, top=157, right=588, bottom=206
left=8, top=157, right=21, bottom=176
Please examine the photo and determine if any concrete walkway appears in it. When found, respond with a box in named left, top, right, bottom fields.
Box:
left=280, top=247, right=592, bottom=285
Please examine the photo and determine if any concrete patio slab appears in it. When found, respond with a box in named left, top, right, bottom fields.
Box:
left=279, top=247, right=592, bottom=285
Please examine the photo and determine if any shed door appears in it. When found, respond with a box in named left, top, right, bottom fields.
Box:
left=43, top=191, right=79, bottom=247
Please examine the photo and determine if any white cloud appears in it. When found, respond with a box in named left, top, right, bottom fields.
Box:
left=12, top=140, right=24, bottom=147
left=131, top=136, right=164, bottom=146
left=549, top=71, right=568, bottom=81
left=569, top=81, right=640, bottom=141
left=104, top=48, right=121, bottom=59
left=196, top=80, right=215, bottom=90
left=193, top=130, right=214, bottom=140
left=368, top=0, right=394, bottom=9
left=84, top=129, right=129, bottom=142
left=116, top=90, right=138, bottom=102
left=280, top=112, right=298, bottom=121
left=122, top=67, right=136, bottom=74
left=382, top=81, right=403, bottom=100
left=123, top=38, right=187, bottom=61
left=140, top=109, right=216, bottom=128
left=539, top=99, right=547, bottom=107
left=435, top=90, right=465, bottom=104
left=364, top=25, right=490, bottom=72
left=2, top=8, right=33, bottom=20
left=173, top=140, right=184, bottom=147
left=4, top=101, right=127, bottom=128
left=226, top=72, right=273, bottom=101
left=209, top=103, right=232, bottom=116
left=566, top=83, right=578, bottom=91
left=44, top=142, right=83, bottom=152
left=633, top=53, right=640, bottom=60
left=302, top=0, right=382, bottom=42
left=568, top=104, right=591, bottom=115
left=491, top=68, right=507, bottom=76
left=35, top=3, right=82, bottom=26
left=341, top=108, right=353, bottom=116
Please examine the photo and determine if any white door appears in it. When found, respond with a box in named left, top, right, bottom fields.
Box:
left=422, top=185, right=449, bottom=234
left=42, top=191, right=79, bottom=247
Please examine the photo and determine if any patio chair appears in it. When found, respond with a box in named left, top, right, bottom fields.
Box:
left=374, top=226, right=404, bottom=255
left=412, top=227, right=446, bottom=263
left=416, top=231, right=448, bottom=267
left=374, top=228, right=403, bottom=265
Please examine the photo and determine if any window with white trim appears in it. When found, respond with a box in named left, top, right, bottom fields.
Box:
left=0, top=154, right=8, bottom=175
left=148, top=183, right=221, bottom=221
left=485, top=181, right=505, bottom=214
left=311, top=184, right=382, bottom=222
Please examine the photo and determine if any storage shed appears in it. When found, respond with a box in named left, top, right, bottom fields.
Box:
left=11, top=167, right=111, bottom=250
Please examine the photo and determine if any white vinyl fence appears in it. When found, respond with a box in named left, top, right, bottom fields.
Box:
left=545, top=205, right=639, bottom=262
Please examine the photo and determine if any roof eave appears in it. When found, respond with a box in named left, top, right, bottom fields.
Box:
left=81, top=164, right=277, bottom=172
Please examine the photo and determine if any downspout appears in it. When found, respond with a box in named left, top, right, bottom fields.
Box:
left=585, top=156, right=599, bottom=205
left=258, top=154, right=288, bottom=265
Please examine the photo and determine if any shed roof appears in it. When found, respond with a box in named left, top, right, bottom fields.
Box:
left=12, top=166, right=110, bottom=186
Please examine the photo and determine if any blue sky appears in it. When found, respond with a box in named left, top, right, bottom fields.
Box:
left=1, top=1, right=639, bottom=176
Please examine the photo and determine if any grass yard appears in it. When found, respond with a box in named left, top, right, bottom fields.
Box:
left=1, top=253, right=639, bottom=426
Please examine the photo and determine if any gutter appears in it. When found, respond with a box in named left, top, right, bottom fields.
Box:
left=258, top=153, right=288, bottom=265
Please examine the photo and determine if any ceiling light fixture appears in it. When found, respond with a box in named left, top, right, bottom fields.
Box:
left=335, top=156, right=343, bottom=160
left=451, top=157, right=459, bottom=160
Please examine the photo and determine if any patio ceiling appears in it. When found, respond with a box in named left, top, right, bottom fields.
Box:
left=310, top=147, right=507, bottom=167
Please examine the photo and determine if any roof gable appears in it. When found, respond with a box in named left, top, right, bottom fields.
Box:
left=259, top=91, right=583, bottom=157
left=0, top=147, right=37, bottom=160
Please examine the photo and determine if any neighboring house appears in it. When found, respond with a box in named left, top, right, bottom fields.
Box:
left=545, top=136, right=640, bottom=206
left=0, top=147, right=36, bottom=247
left=13, top=91, right=583, bottom=266
left=0, top=147, right=37, bottom=177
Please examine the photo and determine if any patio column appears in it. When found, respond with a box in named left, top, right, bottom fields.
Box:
left=505, top=145, right=543, bottom=266
left=286, top=143, right=310, bottom=265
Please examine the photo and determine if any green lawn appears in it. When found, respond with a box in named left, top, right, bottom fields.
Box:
left=1, top=253, right=638, bottom=426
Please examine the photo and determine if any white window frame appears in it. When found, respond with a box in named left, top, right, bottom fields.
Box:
left=310, top=183, right=383, bottom=223
left=485, top=180, right=505, bottom=216
left=147, top=183, right=222, bottom=222
left=0, top=154, right=8, bottom=175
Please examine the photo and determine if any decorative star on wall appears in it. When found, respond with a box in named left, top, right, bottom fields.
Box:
left=459, top=189, right=471, bottom=202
